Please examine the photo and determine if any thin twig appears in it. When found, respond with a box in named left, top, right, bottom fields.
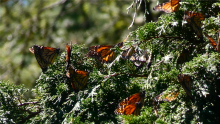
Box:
left=138, top=36, right=184, bottom=45
left=18, top=102, right=39, bottom=106
left=19, top=109, right=42, bottom=123
left=104, top=72, right=148, bottom=78
left=41, top=0, right=66, bottom=11
left=127, top=0, right=143, bottom=29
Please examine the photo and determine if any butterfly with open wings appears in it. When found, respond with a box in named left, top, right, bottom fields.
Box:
left=87, top=42, right=123, bottom=63
left=115, top=91, right=145, bottom=116
left=153, top=0, right=181, bottom=13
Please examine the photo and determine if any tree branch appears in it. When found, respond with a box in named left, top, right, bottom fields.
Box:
left=18, top=102, right=39, bottom=106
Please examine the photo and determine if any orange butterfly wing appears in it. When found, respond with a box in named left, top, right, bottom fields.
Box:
left=153, top=0, right=180, bottom=13
left=153, top=90, right=179, bottom=116
left=41, top=46, right=59, bottom=64
left=115, top=91, right=145, bottom=116
left=115, top=102, right=143, bottom=116
left=119, top=91, right=145, bottom=106
left=184, top=11, right=205, bottom=38
left=185, top=11, right=205, bottom=27
left=66, top=43, right=72, bottom=69
left=115, top=104, right=136, bottom=115
left=66, top=65, right=89, bottom=92
left=204, top=33, right=217, bottom=50
left=154, top=91, right=179, bottom=102
left=29, top=45, right=60, bottom=72
left=88, top=42, right=123, bottom=63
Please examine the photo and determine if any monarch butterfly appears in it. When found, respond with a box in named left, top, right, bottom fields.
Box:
left=184, top=11, right=205, bottom=27
left=183, top=11, right=205, bottom=38
left=204, top=32, right=217, bottom=51
left=29, top=45, right=60, bottom=72
left=154, top=91, right=179, bottom=102
left=66, top=64, right=89, bottom=92
left=87, top=42, right=123, bottom=63
left=153, top=91, right=179, bottom=116
left=177, top=48, right=190, bottom=64
left=66, top=43, right=72, bottom=69
left=153, top=0, right=180, bottom=13
left=115, top=91, right=145, bottom=116
left=121, top=46, right=135, bottom=60
left=177, top=74, right=193, bottom=101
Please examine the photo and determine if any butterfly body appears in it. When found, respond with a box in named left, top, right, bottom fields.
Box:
left=88, top=42, right=123, bottom=63
left=66, top=44, right=72, bottom=69
left=29, top=45, right=60, bottom=72
left=115, top=91, right=145, bottom=116
left=153, top=0, right=180, bottom=13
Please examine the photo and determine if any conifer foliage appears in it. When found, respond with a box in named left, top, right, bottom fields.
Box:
left=0, top=1, right=220, bottom=123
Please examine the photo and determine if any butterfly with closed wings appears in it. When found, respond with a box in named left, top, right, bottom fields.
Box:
left=177, top=74, right=193, bottom=101
left=29, top=45, right=60, bottom=72
left=66, top=43, right=72, bottom=69
left=183, top=11, right=205, bottom=39
left=66, top=64, right=89, bottom=92
left=66, top=44, right=89, bottom=92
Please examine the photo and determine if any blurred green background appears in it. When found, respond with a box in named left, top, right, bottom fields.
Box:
left=0, top=0, right=159, bottom=89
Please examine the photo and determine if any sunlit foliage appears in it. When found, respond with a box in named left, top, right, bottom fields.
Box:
left=0, top=0, right=220, bottom=123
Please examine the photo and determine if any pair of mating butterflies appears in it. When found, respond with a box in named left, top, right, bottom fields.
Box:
left=29, top=44, right=89, bottom=92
